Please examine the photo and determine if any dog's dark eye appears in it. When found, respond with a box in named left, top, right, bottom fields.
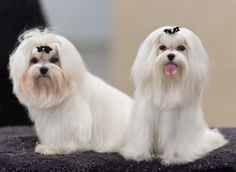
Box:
left=30, top=57, right=38, bottom=64
left=49, top=57, right=59, bottom=63
left=159, top=45, right=167, bottom=51
left=177, top=45, right=185, bottom=51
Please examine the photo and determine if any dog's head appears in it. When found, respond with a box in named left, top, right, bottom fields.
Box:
left=132, top=26, right=210, bottom=108
left=9, top=29, right=87, bottom=108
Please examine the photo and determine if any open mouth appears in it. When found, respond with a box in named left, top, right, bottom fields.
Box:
left=165, top=63, right=177, bottom=79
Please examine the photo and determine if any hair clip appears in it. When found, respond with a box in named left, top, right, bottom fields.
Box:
left=163, top=29, right=173, bottom=34
left=37, top=46, right=53, bottom=54
left=163, top=27, right=180, bottom=34
left=173, top=27, right=180, bottom=33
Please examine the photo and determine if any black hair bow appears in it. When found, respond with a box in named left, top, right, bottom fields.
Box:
left=163, top=27, right=180, bottom=34
left=37, top=46, right=53, bottom=53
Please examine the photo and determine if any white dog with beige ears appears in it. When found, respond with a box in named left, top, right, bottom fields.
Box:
left=9, top=29, right=132, bottom=155
left=120, top=26, right=227, bottom=164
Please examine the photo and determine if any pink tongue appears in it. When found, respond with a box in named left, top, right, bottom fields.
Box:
left=165, top=64, right=177, bottom=79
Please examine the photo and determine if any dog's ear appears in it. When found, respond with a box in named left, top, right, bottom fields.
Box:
left=9, top=40, right=31, bottom=93
left=131, top=38, right=153, bottom=88
left=180, top=28, right=210, bottom=90
left=131, top=28, right=165, bottom=89
left=55, top=36, right=87, bottom=82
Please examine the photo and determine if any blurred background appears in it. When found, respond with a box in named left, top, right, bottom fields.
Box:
left=0, top=0, right=235, bottom=127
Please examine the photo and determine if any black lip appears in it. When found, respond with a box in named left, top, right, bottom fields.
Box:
left=39, top=74, right=49, bottom=78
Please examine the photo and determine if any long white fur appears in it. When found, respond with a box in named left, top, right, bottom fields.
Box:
left=9, top=29, right=132, bottom=154
left=120, top=26, right=227, bottom=164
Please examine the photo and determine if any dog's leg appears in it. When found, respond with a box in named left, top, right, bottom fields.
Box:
left=121, top=99, right=153, bottom=161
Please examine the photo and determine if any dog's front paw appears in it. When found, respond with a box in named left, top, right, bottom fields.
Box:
left=121, top=148, right=152, bottom=161
left=35, top=144, right=59, bottom=155
left=160, top=154, right=191, bottom=165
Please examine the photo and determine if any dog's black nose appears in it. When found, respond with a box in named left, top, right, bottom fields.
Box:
left=39, top=67, right=49, bottom=75
left=167, top=54, right=175, bottom=61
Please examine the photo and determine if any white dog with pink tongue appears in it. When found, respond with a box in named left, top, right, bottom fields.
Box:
left=120, top=26, right=227, bottom=164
